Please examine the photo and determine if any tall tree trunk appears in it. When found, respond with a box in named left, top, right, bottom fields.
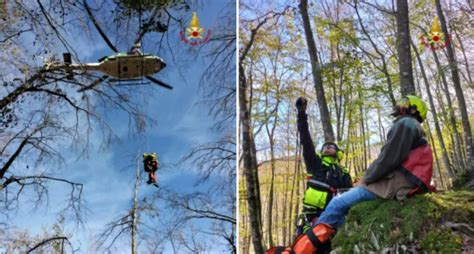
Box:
left=332, top=73, right=341, bottom=142
left=433, top=75, right=457, bottom=177
left=240, top=10, right=290, bottom=251
left=412, top=40, right=454, bottom=178
left=357, top=128, right=363, bottom=173
left=353, top=1, right=397, bottom=106
left=131, top=157, right=140, bottom=254
left=282, top=154, right=289, bottom=245
left=412, top=54, right=448, bottom=188
left=240, top=42, right=264, bottom=253
left=332, top=41, right=345, bottom=142
left=264, top=55, right=282, bottom=247
left=299, top=0, right=335, bottom=141
left=452, top=27, right=472, bottom=85
left=274, top=183, right=279, bottom=246
left=396, top=0, right=415, bottom=95
left=358, top=90, right=367, bottom=171
left=293, top=146, right=303, bottom=241
left=426, top=120, right=446, bottom=189
left=282, top=113, right=292, bottom=245
left=239, top=14, right=279, bottom=252
left=239, top=67, right=264, bottom=252
left=240, top=200, right=250, bottom=254
left=435, top=0, right=474, bottom=175
left=377, top=106, right=386, bottom=143
left=288, top=136, right=300, bottom=244
left=366, top=109, right=371, bottom=161
left=346, top=105, right=356, bottom=174
left=346, top=127, right=353, bottom=173
left=266, top=139, right=276, bottom=247
left=340, top=92, right=348, bottom=143
left=432, top=50, right=465, bottom=170
left=264, top=97, right=277, bottom=247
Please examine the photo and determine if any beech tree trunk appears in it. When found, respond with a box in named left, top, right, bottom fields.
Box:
left=412, top=40, right=453, bottom=179
left=131, top=158, right=139, bottom=254
left=396, top=0, right=415, bottom=95
left=435, top=0, right=474, bottom=176
left=299, top=0, right=335, bottom=142
left=432, top=50, right=465, bottom=170
left=239, top=20, right=266, bottom=253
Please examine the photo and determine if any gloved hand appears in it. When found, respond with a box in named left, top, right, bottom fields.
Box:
left=296, top=97, right=308, bottom=112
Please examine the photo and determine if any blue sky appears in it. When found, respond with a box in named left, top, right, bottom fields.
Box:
left=5, top=1, right=235, bottom=253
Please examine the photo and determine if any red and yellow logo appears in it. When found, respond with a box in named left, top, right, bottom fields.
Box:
left=180, top=12, right=211, bottom=46
left=419, top=18, right=451, bottom=51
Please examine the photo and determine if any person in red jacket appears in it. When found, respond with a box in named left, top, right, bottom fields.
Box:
left=267, top=95, right=434, bottom=254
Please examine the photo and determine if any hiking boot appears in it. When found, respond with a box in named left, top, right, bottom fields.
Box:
left=266, top=224, right=335, bottom=254
left=293, top=224, right=335, bottom=253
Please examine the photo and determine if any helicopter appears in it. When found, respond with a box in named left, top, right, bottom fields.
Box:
left=44, top=43, right=173, bottom=92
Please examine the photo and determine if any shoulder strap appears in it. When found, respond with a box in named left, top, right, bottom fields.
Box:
left=411, top=137, right=427, bottom=149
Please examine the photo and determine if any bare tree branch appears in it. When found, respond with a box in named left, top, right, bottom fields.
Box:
left=81, top=0, right=118, bottom=52
left=27, top=236, right=72, bottom=253
left=0, top=124, right=45, bottom=178
left=161, top=191, right=236, bottom=225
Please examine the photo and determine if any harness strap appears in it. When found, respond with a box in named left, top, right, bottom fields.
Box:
left=399, top=167, right=429, bottom=192
left=306, top=229, right=323, bottom=248
left=307, top=179, right=337, bottom=193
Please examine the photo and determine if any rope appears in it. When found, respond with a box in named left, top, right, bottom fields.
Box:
left=139, top=10, right=144, bottom=85
left=137, top=9, right=152, bottom=154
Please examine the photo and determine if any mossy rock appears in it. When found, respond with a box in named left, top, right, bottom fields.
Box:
left=331, top=190, right=474, bottom=253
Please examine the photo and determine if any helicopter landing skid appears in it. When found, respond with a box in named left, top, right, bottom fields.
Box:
left=111, top=80, right=151, bottom=87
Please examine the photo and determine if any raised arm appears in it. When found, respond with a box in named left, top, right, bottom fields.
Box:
left=296, top=97, right=321, bottom=175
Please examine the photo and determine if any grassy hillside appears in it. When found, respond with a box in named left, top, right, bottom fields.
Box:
left=332, top=190, right=474, bottom=253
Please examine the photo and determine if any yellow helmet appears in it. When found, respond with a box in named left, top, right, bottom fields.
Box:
left=404, top=95, right=428, bottom=122
left=143, top=152, right=157, bottom=160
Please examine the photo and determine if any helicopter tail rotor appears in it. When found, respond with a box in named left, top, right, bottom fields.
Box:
left=145, top=76, right=173, bottom=90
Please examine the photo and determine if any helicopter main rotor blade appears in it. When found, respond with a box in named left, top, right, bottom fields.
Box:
left=77, top=75, right=109, bottom=92
left=145, top=76, right=173, bottom=90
